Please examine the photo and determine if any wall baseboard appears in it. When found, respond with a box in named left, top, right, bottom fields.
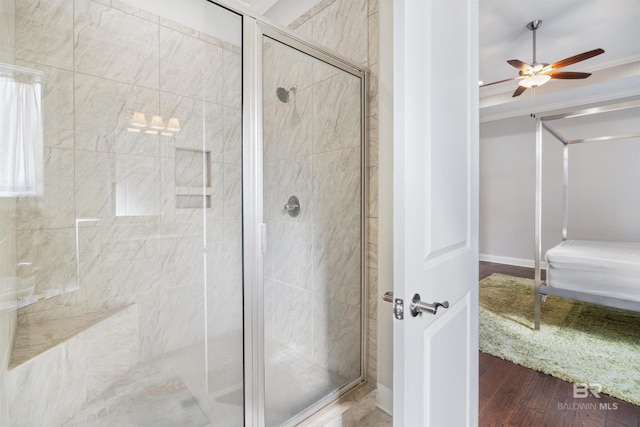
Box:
left=479, top=254, right=548, bottom=270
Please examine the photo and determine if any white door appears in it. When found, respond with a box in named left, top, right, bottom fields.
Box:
left=391, top=0, right=479, bottom=426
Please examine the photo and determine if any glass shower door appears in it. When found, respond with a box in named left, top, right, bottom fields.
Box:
left=261, top=35, right=365, bottom=426
left=3, top=1, right=244, bottom=425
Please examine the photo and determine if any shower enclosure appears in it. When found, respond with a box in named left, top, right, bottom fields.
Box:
left=0, top=0, right=367, bottom=426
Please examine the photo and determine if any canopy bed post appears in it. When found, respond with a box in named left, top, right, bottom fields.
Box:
left=536, top=118, right=571, bottom=330
left=534, top=117, right=543, bottom=330
left=562, top=143, right=569, bottom=241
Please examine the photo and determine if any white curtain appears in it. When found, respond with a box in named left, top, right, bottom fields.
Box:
left=0, top=69, right=43, bottom=197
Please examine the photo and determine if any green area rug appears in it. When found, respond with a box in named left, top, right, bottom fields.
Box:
left=479, top=273, right=640, bottom=406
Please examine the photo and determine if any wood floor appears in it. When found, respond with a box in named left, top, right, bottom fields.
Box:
left=479, top=262, right=640, bottom=427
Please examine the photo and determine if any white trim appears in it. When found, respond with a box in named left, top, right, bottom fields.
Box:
left=376, top=383, right=393, bottom=416
left=480, top=87, right=640, bottom=123
left=242, top=14, right=266, bottom=427
left=376, top=0, right=394, bottom=409
left=479, top=253, right=548, bottom=270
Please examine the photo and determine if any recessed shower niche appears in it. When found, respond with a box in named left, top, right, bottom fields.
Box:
left=175, top=148, right=212, bottom=209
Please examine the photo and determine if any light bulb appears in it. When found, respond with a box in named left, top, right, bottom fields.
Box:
left=166, top=117, right=181, bottom=132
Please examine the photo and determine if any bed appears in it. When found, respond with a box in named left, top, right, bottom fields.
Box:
left=533, top=100, right=640, bottom=330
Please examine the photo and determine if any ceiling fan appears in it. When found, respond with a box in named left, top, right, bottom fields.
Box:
left=480, top=20, right=605, bottom=97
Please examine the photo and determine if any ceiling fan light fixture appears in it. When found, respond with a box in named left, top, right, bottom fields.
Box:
left=483, top=19, right=604, bottom=98
left=531, top=63, right=546, bottom=73
left=519, top=74, right=551, bottom=88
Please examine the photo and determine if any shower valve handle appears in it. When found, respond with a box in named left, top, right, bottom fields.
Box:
left=284, top=196, right=301, bottom=217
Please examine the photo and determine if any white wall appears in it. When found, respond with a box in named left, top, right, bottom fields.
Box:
left=480, top=107, right=640, bottom=266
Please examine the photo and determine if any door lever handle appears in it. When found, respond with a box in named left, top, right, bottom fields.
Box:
left=410, top=293, right=449, bottom=317
left=382, top=291, right=404, bottom=320
left=383, top=291, right=448, bottom=319
left=383, top=291, right=394, bottom=303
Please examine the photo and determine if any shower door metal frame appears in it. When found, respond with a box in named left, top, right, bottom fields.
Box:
left=241, top=13, right=370, bottom=427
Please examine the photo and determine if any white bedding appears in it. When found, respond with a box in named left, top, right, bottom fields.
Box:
left=545, top=240, right=640, bottom=303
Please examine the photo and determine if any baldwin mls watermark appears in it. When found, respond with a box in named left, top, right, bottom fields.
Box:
left=557, top=383, right=618, bottom=411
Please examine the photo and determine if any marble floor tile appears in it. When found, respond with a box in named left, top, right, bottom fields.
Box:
left=265, top=342, right=349, bottom=426
left=64, top=363, right=209, bottom=427
left=353, top=408, right=392, bottom=427
left=63, top=338, right=363, bottom=426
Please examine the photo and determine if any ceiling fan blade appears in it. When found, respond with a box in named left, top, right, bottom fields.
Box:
left=507, top=59, right=532, bottom=72
left=548, top=71, right=592, bottom=79
left=549, top=48, right=605, bottom=70
left=512, top=85, right=527, bottom=97
left=480, top=76, right=523, bottom=87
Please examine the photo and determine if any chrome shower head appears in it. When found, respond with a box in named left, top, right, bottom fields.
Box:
left=276, top=86, right=297, bottom=103
left=276, top=87, right=289, bottom=103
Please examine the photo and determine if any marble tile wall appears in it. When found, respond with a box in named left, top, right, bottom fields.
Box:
left=288, top=0, right=380, bottom=384
left=0, top=198, right=17, bottom=427
left=0, top=0, right=14, bottom=63
left=8, top=0, right=243, bottom=402
left=262, top=39, right=315, bottom=363
left=0, top=3, right=16, bottom=425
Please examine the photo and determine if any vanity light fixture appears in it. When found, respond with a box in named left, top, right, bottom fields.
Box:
left=127, top=112, right=182, bottom=136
